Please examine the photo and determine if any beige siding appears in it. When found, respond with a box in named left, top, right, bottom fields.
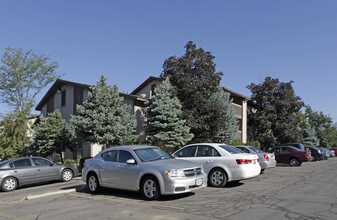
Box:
left=133, top=79, right=162, bottom=99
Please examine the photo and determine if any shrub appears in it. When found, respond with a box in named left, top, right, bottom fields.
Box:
left=64, top=159, right=76, bottom=165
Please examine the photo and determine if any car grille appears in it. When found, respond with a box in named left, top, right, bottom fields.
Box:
left=183, top=167, right=202, bottom=177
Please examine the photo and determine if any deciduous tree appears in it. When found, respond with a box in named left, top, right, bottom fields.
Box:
left=0, top=47, right=59, bottom=114
left=247, top=77, right=303, bottom=148
left=0, top=111, right=29, bottom=160
left=161, top=41, right=224, bottom=142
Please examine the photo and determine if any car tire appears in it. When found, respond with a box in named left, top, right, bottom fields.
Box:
left=208, top=168, right=227, bottom=187
left=260, top=169, right=265, bottom=174
left=61, top=169, right=73, bottom=182
left=87, top=173, right=101, bottom=193
left=289, top=158, right=300, bottom=166
left=140, top=176, right=160, bottom=200
left=1, top=176, right=18, bottom=192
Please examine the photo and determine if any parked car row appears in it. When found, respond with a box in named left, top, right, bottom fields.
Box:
left=1, top=143, right=334, bottom=201
left=82, top=143, right=277, bottom=200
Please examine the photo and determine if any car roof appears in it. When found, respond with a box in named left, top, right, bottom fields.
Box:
left=184, top=143, right=232, bottom=147
left=101, top=145, right=159, bottom=153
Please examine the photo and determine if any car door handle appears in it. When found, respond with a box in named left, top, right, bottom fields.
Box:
left=115, top=165, right=121, bottom=168
left=206, top=160, right=213, bottom=163
left=37, top=169, right=41, bottom=171
left=13, top=170, right=18, bottom=173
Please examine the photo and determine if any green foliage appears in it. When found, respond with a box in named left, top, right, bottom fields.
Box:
left=30, top=110, right=76, bottom=163
left=63, top=159, right=76, bottom=165
left=213, top=88, right=238, bottom=143
left=304, top=105, right=337, bottom=148
left=70, top=75, right=136, bottom=146
left=231, top=139, right=261, bottom=148
left=145, top=78, right=193, bottom=149
left=161, top=41, right=224, bottom=142
left=247, top=77, right=303, bottom=148
left=0, top=111, right=29, bottom=160
left=0, top=47, right=59, bottom=114
left=298, top=112, right=320, bottom=147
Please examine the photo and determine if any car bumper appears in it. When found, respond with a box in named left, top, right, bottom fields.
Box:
left=230, top=164, right=261, bottom=181
left=161, top=173, right=207, bottom=195
left=259, top=159, right=277, bottom=169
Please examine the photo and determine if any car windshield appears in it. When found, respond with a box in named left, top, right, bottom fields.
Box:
left=220, top=145, right=243, bottom=154
left=248, top=146, right=264, bottom=153
left=134, top=147, right=172, bottom=162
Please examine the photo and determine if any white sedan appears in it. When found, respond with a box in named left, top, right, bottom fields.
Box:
left=173, top=143, right=261, bottom=187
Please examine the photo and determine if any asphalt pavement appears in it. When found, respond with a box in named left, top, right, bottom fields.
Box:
left=1, top=159, right=337, bottom=220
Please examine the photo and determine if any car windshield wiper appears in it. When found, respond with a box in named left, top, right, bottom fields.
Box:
left=144, top=156, right=166, bottom=162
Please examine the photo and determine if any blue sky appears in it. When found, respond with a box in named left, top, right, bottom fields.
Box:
left=1, top=0, right=337, bottom=122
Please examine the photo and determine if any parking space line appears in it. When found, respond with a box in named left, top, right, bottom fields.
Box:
left=0, top=197, right=26, bottom=205
left=25, top=189, right=76, bottom=200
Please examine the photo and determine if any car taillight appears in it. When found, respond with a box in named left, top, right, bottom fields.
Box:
left=305, top=151, right=311, bottom=158
left=236, top=159, right=252, bottom=164
left=263, top=154, right=269, bottom=161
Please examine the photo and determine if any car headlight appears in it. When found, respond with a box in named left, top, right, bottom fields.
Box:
left=164, top=169, right=185, bottom=178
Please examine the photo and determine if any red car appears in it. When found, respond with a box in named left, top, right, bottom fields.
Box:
left=330, top=148, right=337, bottom=157
left=269, top=146, right=311, bottom=166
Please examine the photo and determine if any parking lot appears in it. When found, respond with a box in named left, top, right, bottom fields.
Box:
left=1, top=158, right=337, bottom=220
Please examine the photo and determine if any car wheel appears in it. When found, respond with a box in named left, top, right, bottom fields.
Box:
left=1, top=176, right=18, bottom=192
left=209, top=168, right=227, bottom=187
left=260, top=169, right=265, bottom=174
left=289, top=158, right=300, bottom=166
left=140, top=176, right=160, bottom=200
left=87, top=173, right=101, bottom=193
left=61, top=169, right=73, bottom=182
left=311, top=155, right=316, bottom=161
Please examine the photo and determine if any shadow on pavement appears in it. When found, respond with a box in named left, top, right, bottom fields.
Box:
left=61, top=184, right=196, bottom=201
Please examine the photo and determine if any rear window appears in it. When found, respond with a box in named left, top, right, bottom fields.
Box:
left=220, top=145, right=243, bottom=154
left=0, top=160, right=11, bottom=168
left=248, top=146, right=264, bottom=153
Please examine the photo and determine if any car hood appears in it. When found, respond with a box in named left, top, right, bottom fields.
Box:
left=144, top=158, right=201, bottom=170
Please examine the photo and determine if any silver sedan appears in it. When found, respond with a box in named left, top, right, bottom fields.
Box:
left=0, top=157, right=79, bottom=191
left=82, top=145, right=207, bottom=200
left=236, top=146, right=277, bottom=172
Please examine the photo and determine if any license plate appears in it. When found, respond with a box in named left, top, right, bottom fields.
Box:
left=195, top=178, right=203, bottom=186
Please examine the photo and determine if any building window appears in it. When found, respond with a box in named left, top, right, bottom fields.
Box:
left=47, top=96, right=54, bottom=114
left=150, top=84, right=156, bottom=99
left=237, top=119, right=242, bottom=132
left=61, top=90, right=66, bottom=106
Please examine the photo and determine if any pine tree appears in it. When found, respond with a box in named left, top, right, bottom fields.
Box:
left=30, top=110, right=76, bottom=162
left=70, top=75, right=136, bottom=146
left=302, top=123, right=320, bottom=147
left=145, top=78, right=193, bottom=150
left=213, top=89, right=238, bottom=143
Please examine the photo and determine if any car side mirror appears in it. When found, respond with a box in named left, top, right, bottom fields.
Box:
left=126, top=159, right=136, bottom=165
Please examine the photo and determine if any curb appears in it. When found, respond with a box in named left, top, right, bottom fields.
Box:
left=25, top=188, right=76, bottom=200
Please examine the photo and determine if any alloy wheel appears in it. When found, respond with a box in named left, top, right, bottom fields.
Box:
left=143, top=179, right=157, bottom=199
